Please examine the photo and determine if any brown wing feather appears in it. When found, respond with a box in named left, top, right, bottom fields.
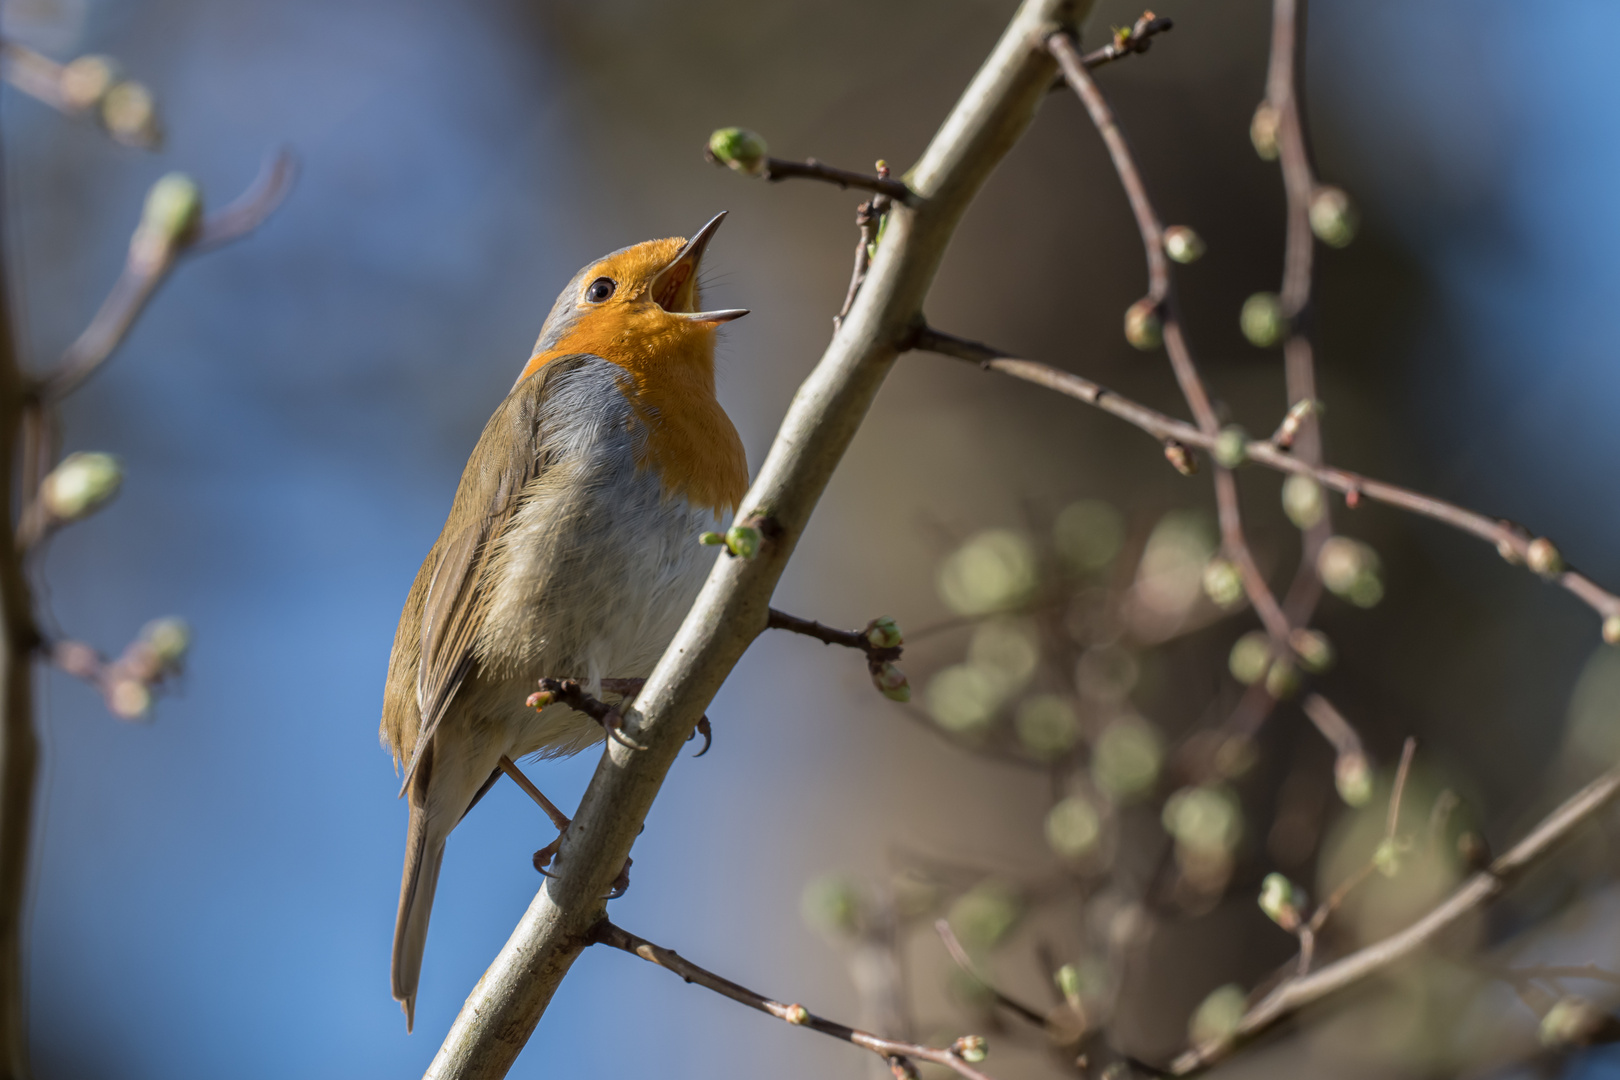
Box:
left=380, top=356, right=590, bottom=787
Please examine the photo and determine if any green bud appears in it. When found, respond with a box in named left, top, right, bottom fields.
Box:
left=140, top=617, right=190, bottom=667
left=1163, top=440, right=1198, bottom=476
left=1250, top=103, right=1280, bottom=161
left=866, top=211, right=888, bottom=261
left=864, top=615, right=903, bottom=650
left=1526, top=537, right=1563, bottom=578
left=706, top=127, right=768, bottom=175
left=872, top=661, right=910, bottom=702
left=1228, top=631, right=1270, bottom=685
left=1604, top=615, right=1620, bottom=645
left=1334, top=751, right=1372, bottom=806
left=1289, top=628, right=1334, bottom=673
left=1045, top=796, right=1101, bottom=859
left=1273, top=398, right=1320, bottom=448
left=1264, top=659, right=1300, bottom=700
left=1240, top=292, right=1288, bottom=347
left=41, top=451, right=123, bottom=521
left=1202, top=557, right=1244, bottom=609
left=101, top=80, right=160, bottom=148
left=60, top=55, right=121, bottom=111
left=725, top=523, right=761, bottom=559
left=952, top=1035, right=988, bottom=1063
left=1541, top=997, right=1605, bottom=1048
left=1373, top=837, right=1401, bottom=877
left=1309, top=186, right=1358, bottom=248
left=1163, top=225, right=1206, bottom=264
left=1281, top=475, right=1325, bottom=529
left=1258, top=872, right=1300, bottom=929
left=1123, top=298, right=1163, bottom=350
left=1317, top=536, right=1383, bottom=607
left=699, top=531, right=725, bottom=546
left=1189, top=984, right=1247, bottom=1046
left=782, top=1003, right=810, bottom=1025
left=131, top=173, right=202, bottom=267
left=1056, top=964, right=1083, bottom=1001
left=1213, top=425, right=1249, bottom=469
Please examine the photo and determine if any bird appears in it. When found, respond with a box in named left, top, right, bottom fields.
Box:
left=379, top=213, right=749, bottom=1031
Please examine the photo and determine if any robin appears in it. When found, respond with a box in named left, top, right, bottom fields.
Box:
left=379, top=213, right=749, bottom=1030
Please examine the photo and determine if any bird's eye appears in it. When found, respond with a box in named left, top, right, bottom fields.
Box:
left=585, top=277, right=616, bottom=303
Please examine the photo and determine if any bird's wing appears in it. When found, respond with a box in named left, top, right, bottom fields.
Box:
left=390, top=355, right=590, bottom=794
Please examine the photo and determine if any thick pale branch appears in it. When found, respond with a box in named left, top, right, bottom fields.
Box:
left=1172, top=761, right=1620, bottom=1073
left=593, top=921, right=998, bottom=1080
left=913, top=328, right=1620, bottom=622
left=421, top=3, right=1094, bottom=1077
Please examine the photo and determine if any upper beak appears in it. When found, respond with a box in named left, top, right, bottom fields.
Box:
left=650, top=211, right=749, bottom=324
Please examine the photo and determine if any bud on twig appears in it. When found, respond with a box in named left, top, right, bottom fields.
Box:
left=1258, top=872, right=1301, bottom=930
left=1289, top=628, right=1334, bottom=673
left=1163, top=440, right=1198, bottom=476
left=1213, top=425, right=1249, bottom=469
left=40, top=452, right=123, bottom=521
left=1272, top=398, right=1319, bottom=448
left=864, top=615, right=903, bottom=650
left=1525, top=537, right=1563, bottom=578
left=872, top=661, right=911, bottom=702
left=1281, top=475, right=1325, bottom=529
left=782, top=1003, right=810, bottom=1025
left=60, top=55, right=121, bottom=111
left=1264, top=659, right=1300, bottom=700
left=1309, top=186, right=1358, bottom=248
left=1163, top=225, right=1205, bottom=264
left=724, top=523, right=762, bottom=559
left=1228, top=631, right=1270, bottom=685
left=1335, top=751, right=1372, bottom=806
left=707, top=127, right=768, bottom=176
left=1055, top=963, right=1082, bottom=1002
left=951, top=1035, right=988, bottom=1064
left=1541, top=997, right=1609, bottom=1048
left=1240, top=292, right=1287, bottom=347
left=1123, top=298, right=1163, bottom=350
left=130, top=173, right=203, bottom=270
left=1604, top=615, right=1620, bottom=645
left=1250, top=103, right=1280, bottom=161
left=1317, top=536, right=1384, bottom=607
left=101, top=79, right=160, bottom=148
left=1202, top=557, right=1244, bottom=609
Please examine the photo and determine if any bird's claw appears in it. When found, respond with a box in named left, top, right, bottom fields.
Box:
left=605, top=856, right=633, bottom=899
left=533, top=836, right=562, bottom=874
left=604, top=708, right=649, bottom=752
left=687, top=715, right=713, bottom=757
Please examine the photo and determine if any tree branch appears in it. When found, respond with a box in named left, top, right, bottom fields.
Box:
left=911, top=328, right=1620, bottom=624
left=420, top=2, right=1095, bottom=1075
left=592, top=920, right=998, bottom=1080
left=1171, top=760, right=1620, bottom=1073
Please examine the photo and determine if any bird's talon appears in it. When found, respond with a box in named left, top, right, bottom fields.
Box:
left=533, top=837, right=562, bottom=873
left=605, top=709, right=649, bottom=752
left=689, top=715, right=713, bottom=757
left=605, top=856, right=633, bottom=899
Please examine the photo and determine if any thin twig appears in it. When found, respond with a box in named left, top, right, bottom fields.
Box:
left=757, top=157, right=915, bottom=203
left=835, top=195, right=887, bottom=330
left=592, top=920, right=1000, bottom=1080
left=1387, top=737, right=1417, bottom=839
left=1172, top=761, right=1620, bottom=1073
left=34, top=149, right=297, bottom=404
left=934, top=918, right=1048, bottom=1027
left=767, top=607, right=901, bottom=664
left=0, top=40, right=160, bottom=148
left=911, top=328, right=1620, bottom=623
left=1078, top=12, right=1175, bottom=69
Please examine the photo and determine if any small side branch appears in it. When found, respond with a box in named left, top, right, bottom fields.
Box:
left=592, top=920, right=999, bottom=1080
left=767, top=608, right=901, bottom=663
left=1079, top=12, right=1174, bottom=69
left=911, top=327, right=1620, bottom=625
left=1172, top=760, right=1620, bottom=1073
left=758, top=158, right=914, bottom=203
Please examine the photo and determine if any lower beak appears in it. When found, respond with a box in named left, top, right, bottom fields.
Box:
left=651, top=211, right=749, bottom=324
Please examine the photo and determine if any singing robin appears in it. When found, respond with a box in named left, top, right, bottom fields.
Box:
left=379, top=213, right=749, bottom=1030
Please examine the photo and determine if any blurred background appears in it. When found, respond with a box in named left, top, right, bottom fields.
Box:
left=3, top=0, right=1619, bottom=1076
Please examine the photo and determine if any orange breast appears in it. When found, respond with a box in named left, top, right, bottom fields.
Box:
left=524, top=320, right=748, bottom=519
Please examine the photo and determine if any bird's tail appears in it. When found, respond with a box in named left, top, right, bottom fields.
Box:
left=392, top=760, right=445, bottom=1033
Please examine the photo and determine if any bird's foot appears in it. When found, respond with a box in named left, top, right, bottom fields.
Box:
left=533, top=842, right=632, bottom=901
left=687, top=715, right=713, bottom=757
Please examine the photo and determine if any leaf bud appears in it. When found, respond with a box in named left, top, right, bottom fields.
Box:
left=1213, top=425, right=1249, bottom=469
left=1163, top=440, right=1198, bottom=476
left=782, top=1003, right=810, bottom=1025
left=1604, top=614, right=1620, bottom=645
left=1525, top=537, right=1563, bottom=578
left=706, top=127, right=768, bottom=176
left=1055, top=963, right=1082, bottom=1001
left=1228, top=631, right=1270, bottom=685
left=40, top=451, right=123, bottom=521
left=1373, top=837, right=1402, bottom=877
left=1250, top=103, right=1280, bottom=161
left=1123, top=298, right=1163, bottom=350
left=872, top=661, right=911, bottom=702
left=1240, top=291, right=1288, bottom=347
left=60, top=55, right=121, bottom=111
left=1264, top=659, right=1300, bottom=700
left=864, top=615, right=903, bottom=650
left=1202, top=557, right=1244, bottom=609
left=140, top=617, right=190, bottom=667
left=1273, top=398, right=1320, bottom=448
left=108, top=678, right=152, bottom=721
left=725, top=523, right=761, bottom=559
left=1541, top=996, right=1607, bottom=1048
left=698, top=531, right=725, bottom=546
left=1163, top=225, right=1205, bottom=264
left=1281, top=475, right=1325, bottom=529
left=101, top=80, right=160, bottom=148
left=1309, top=186, right=1359, bottom=248
left=1258, top=872, right=1301, bottom=930
left=131, top=173, right=203, bottom=268
left=951, top=1035, right=988, bottom=1063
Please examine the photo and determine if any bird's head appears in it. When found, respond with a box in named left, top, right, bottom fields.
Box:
left=518, top=212, right=747, bottom=385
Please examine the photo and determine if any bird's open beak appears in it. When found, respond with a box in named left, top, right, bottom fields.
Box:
left=650, top=211, right=749, bottom=324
